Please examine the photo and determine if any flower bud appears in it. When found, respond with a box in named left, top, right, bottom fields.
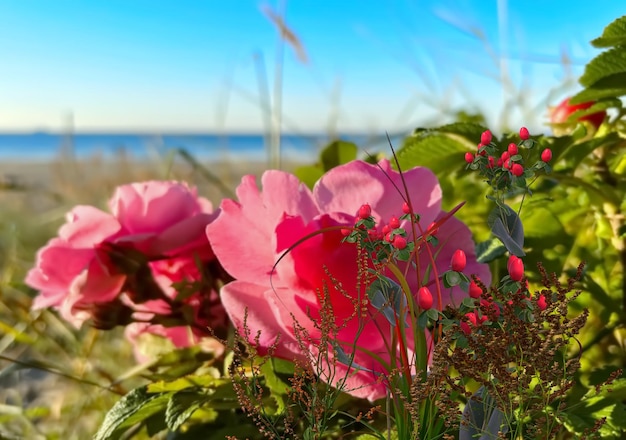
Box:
left=541, top=148, right=552, bottom=162
left=469, top=280, right=482, bottom=299
left=417, top=286, right=433, bottom=310
left=480, top=130, right=492, bottom=145
left=511, top=163, right=524, bottom=177
left=451, top=249, right=467, bottom=272
left=393, top=235, right=407, bottom=250
left=519, top=127, right=530, bottom=140
left=507, top=255, right=524, bottom=281
left=537, top=294, right=547, bottom=311
left=465, top=152, right=474, bottom=163
left=358, top=203, right=372, bottom=220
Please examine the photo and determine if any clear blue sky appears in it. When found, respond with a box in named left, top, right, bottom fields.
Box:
left=0, top=1, right=623, bottom=134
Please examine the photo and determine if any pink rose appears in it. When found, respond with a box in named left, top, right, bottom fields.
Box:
left=26, top=181, right=222, bottom=331
left=206, top=159, right=490, bottom=401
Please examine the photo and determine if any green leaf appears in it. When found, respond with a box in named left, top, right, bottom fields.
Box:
left=579, top=48, right=626, bottom=88
left=147, top=375, right=229, bottom=393
left=591, top=15, right=626, bottom=48
left=367, top=276, right=407, bottom=327
left=487, top=205, right=525, bottom=257
left=554, top=132, right=620, bottom=168
left=165, top=392, right=206, bottom=432
left=320, top=140, right=358, bottom=170
left=571, top=72, right=626, bottom=103
left=396, top=122, right=486, bottom=172
left=294, top=165, right=324, bottom=189
left=475, top=238, right=506, bottom=263
left=94, top=387, right=171, bottom=440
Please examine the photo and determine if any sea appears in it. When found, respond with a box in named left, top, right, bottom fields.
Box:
left=0, top=132, right=406, bottom=163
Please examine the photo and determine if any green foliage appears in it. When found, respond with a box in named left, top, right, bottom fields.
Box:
left=572, top=15, right=626, bottom=107
left=591, top=16, right=626, bottom=48
left=294, top=140, right=358, bottom=188
left=395, top=122, right=487, bottom=174
left=94, top=375, right=237, bottom=440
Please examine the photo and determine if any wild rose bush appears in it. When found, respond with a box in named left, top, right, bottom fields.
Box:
left=25, top=180, right=228, bottom=355
left=11, top=15, right=626, bottom=439
left=206, top=159, right=490, bottom=400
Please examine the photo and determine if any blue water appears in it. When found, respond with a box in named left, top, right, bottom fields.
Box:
left=0, top=132, right=404, bottom=162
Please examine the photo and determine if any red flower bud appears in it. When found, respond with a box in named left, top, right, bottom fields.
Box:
left=469, top=280, right=482, bottom=299
left=550, top=97, right=606, bottom=130
left=341, top=228, right=352, bottom=236
left=507, top=255, right=524, bottom=281
left=537, top=294, right=547, bottom=311
left=507, top=143, right=518, bottom=156
left=465, top=152, right=474, bottom=163
left=541, top=148, right=552, bottom=162
left=451, top=249, right=467, bottom=272
left=358, top=203, right=372, bottom=220
left=481, top=130, right=492, bottom=145
left=511, top=163, right=524, bottom=177
left=465, top=311, right=478, bottom=327
left=519, top=127, right=530, bottom=140
left=393, top=235, right=407, bottom=250
left=389, top=216, right=400, bottom=229
left=417, top=286, right=433, bottom=310
left=402, top=201, right=411, bottom=214
left=460, top=321, right=471, bottom=335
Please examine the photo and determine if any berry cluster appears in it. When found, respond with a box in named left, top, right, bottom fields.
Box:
left=464, top=127, right=553, bottom=194
left=341, top=203, right=480, bottom=314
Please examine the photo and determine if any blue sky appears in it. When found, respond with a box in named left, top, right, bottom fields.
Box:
left=0, top=1, right=623, bottom=134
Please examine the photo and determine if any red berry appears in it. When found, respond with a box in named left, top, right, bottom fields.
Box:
left=393, top=235, right=407, bottom=250
left=481, top=130, right=492, bottom=145
left=465, top=312, right=478, bottom=327
left=465, top=152, right=474, bottom=163
left=389, top=216, right=400, bottom=229
left=417, top=286, right=433, bottom=310
left=519, top=127, right=530, bottom=140
left=427, top=221, right=438, bottom=236
left=460, top=321, right=471, bottom=335
left=503, top=158, right=511, bottom=169
left=550, top=97, right=606, bottom=129
left=487, top=156, right=495, bottom=168
left=341, top=228, right=351, bottom=236
left=511, top=163, right=524, bottom=177
left=382, top=224, right=391, bottom=235
left=402, top=202, right=411, bottom=214
left=537, top=294, right=547, bottom=311
left=507, top=255, right=524, bottom=281
left=497, top=158, right=503, bottom=167
left=501, top=151, right=510, bottom=161
left=541, top=148, right=552, bottom=162
left=358, top=203, right=371, bottom=220
left=451, top=249, right=467, bottom=272
left=507, top=143, right=518, bottom=156
left=469, top=280, right=482, bottom=299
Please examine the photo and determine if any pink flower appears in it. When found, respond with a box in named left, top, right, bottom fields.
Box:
left=206, top=159, right=490, bottom=401
left=26, top=181, right=221, bottom=330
